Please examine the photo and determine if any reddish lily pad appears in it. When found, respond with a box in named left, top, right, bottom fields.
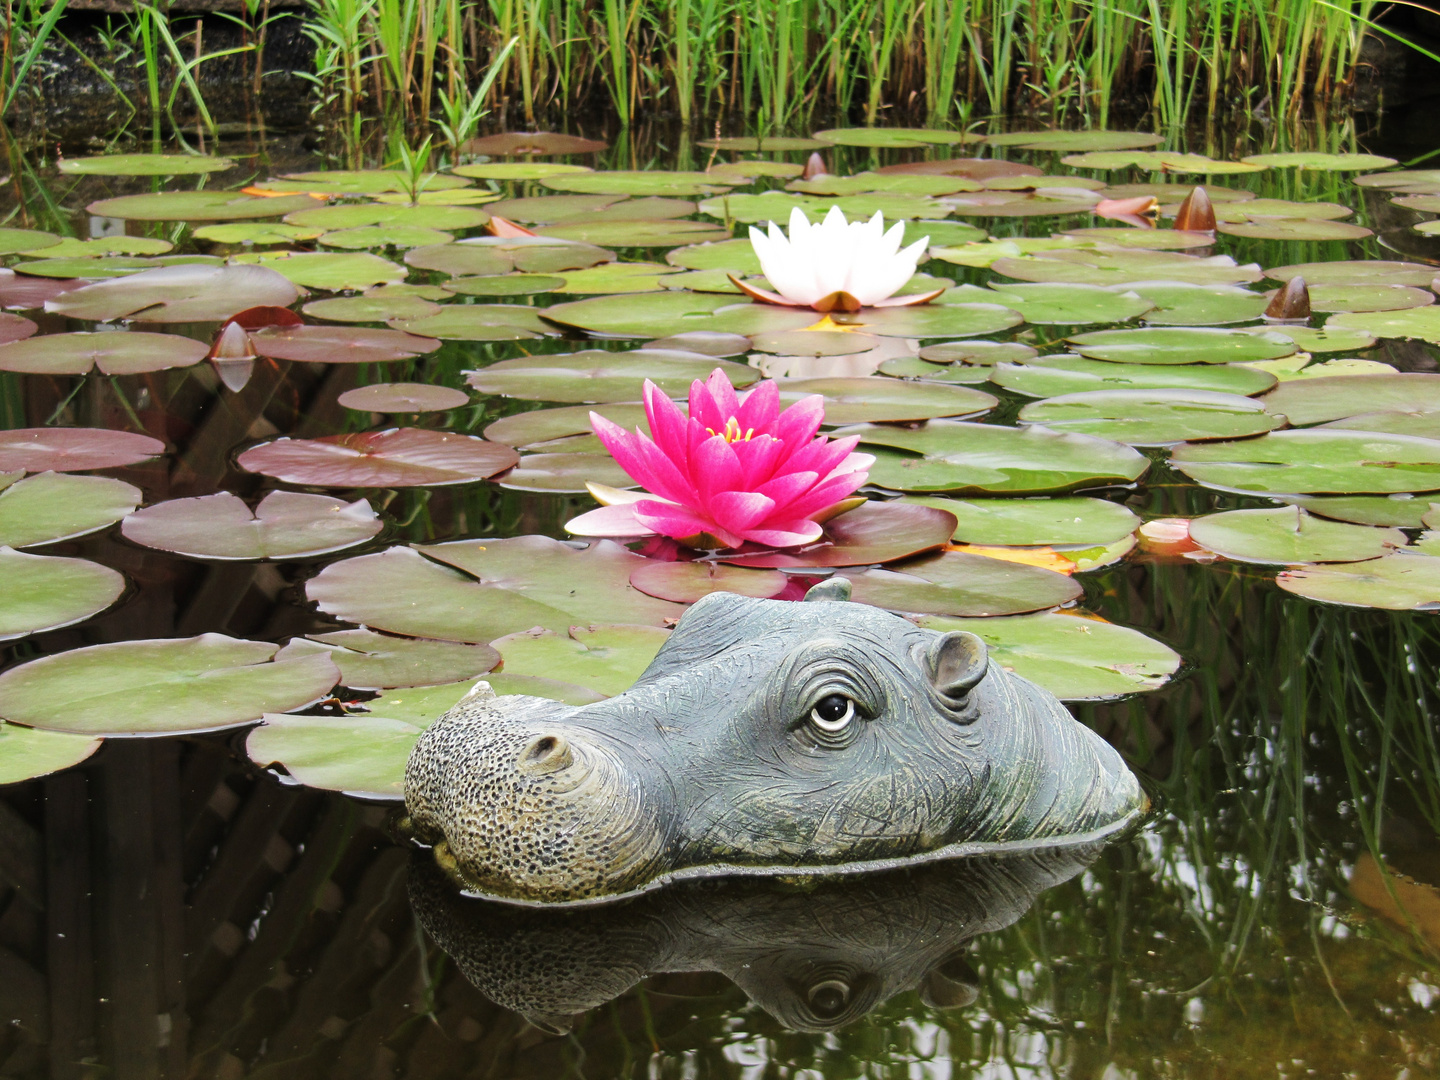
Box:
left=496, top=452, right=636, bottom=492
left=0, top=313, right=37, bottom=345
left=0, top=548, right=126, bottom=642
left=44, top=263, right=300, bottom=323
left=307, top=539, right=684, bottom=643
left=303, top=294, right=444, bottom=323
left=628, top=560, right=791, bottom=603
left=0, top=635, right=339, bottom=735
left=121, top=491, right=382, bottom=560
left=717, top=501, right=957, bottom=569
left=390, top=305, right=555, bottom=341
left=249, top=325, right=440, bottom=364
left=338, top=383, right=470, bottom=413
left=239, top=429, right=518, bottom=488
left=0, top=270, right=82, bottom=310
left=0, top=428, right=164, bottom=472
left=0, top=472, right=142, bottom=547
left=0, top=331, right=207, bottom=375
left=275, top=629, right=498, bottom=689
left=836, top=550, right=1081, bottom=617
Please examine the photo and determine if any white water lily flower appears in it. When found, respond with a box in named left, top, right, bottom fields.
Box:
left=737, top=205, right=943, bottom=312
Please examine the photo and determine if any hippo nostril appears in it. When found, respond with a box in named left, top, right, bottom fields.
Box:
left=518, top=734, right=574, bottom=775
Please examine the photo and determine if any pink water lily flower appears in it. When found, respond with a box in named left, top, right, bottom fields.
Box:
left=565, top=369, right=874, bottom=549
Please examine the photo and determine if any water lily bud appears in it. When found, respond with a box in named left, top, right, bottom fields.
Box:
left=802, top=152, right=829, bottom=181
left=1264, top=276, right=1311, bottom=322
left=487, top=215, right=538, bottom=238
left=1173, top=186, right=1216, bottom=233
left=208, top=322, right=257, bottom=392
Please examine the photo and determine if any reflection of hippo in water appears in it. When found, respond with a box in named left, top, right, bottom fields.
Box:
left=408, top=842, right=1104, bottom=1034
left=404, top=581, right=1145, bottom=904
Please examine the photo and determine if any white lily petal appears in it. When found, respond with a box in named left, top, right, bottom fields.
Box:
left=743, top=204, right=924, bottom=308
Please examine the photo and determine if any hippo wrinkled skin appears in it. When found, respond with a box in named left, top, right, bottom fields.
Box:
left=404, top=582, right=1146, bottom=904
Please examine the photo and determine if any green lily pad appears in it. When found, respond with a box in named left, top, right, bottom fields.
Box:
left=337, top=383, right=470, bottom=413
left=250, top=326, right=440, bottom=364
left=537, top=219, right=729, bottom=247
left=930, top=236, right=1099, bottom=269
left=1068, top=327, right=1298, bottom=365
left=307, top=538, right=684, bottom=644
left=938, top=191, right=1099, bottom=218
left=627, top=560, right=790, bottom=603
left=698, top=136, right=826, bottom=151
left=660, top=269, right=755, bottom=294
left=0, top=229, right=60, bottom=255
left=0, top=428, right=164, bottom=472
left=551, top=262, right=684, bottom=293
left=1264, top=260, right=1435, bottom=286
left=1322, top=409, right=1440, bottom=439
left=666, top=238, right=764, bottom=274
left=193, top=223, right=325, bottom=245
left=876, top=356, right=992, bottom=384
left=483, top=402, right=650, bottom=448
left=44, top=264, right=300, bottom=323
left=482, top=194, right=625, bottom=223
left=1240, top=152, right=1396, bottom=170
left=1291, top=494, right=1439, bottom=528
left=834, top=303, right=1022, bottom=340
left=1057, top=227, right=1216, bottom=250
left=991, top=354, right=1277, bottom=398
left=984, top=130, right=1163, bottom=151
left=786, top=172, right=981, bottom=197
left=843, top=420, right=1149, bottom=494
left=751, top=330, right=879, bottom=356
left=1060, top=151, right=1266, bottom=174
left=447, top=274, right=567, bottom=296
left=1171, top=429, right=1440, bottom=494
left=542, top=171, right=732, bottom=197
left=1277, top=552, right=1440, bottom=609
left=259, top=170, right=472, bottom=194
left=898, top=495, right=1138, bottom=547
left=1188, top=506, right=1406, bottom=564
left=0, top=472, right=140, bottom=547
left=915, top=612, right=1180, bottom=700
left=0, top=548, right=125, bottom=641
left=464, top=349, right=756, bottom=402
left=490, top=624, right=669, bottom=697
left=1183, top=198, right=1354, bottom=223
left=541, top=292, right=802, bottom=338
left=303, top=293, right=443, bottom=322
left=1248, top=357, right=1398, bottom=382
left=994, top=250, right=1264, bottom=286
left=0, top=634, right=338, bottom=735
left=1326, top=306, right=1440, bottom=344
left=715, top=500, right=957, bottom=569
left=371, top=190, right=499, bottom=208
left=777, top=376, right=996, bottom=423
left=390, top=304, right=555, bottom=340
left=0, top=723, right=102, bottom=785
left=318, top=226, right=455, bottom=250
left=696, top=191, right=953, bottom=223
left=1125, top=283, right=1271, bottom=326
left=918, top=340, right=1037, bottom=365
left=246, top=713, right=422, bottom=799
left=230, top=251, right=407, bottom=290
left=26, top=236, right=175, bottom=258
left=1218, top=218, right=1373, bottom=241
left=463, top=132, right=609, bottom=156
left=496, top=452, right=636, bottom=492
left=60, top=152, right=234, bottom=175
left=1018, top=388, right=1280, bottom=446
left=836, top=549, right=1080, bottom=617
left=1261, top=373, right=1440, bottom=425
left=87, top=191, right=322, bottom=221
left=452, top=162, right=593, bottom=180
left=16, top=256, right=186, bottom=279
left=980, top=282, right=1154, bottom=325
left=238, top=428, right=517, bottom=487
left=1249, top=324, right=1377, bottom=353
left=120, top=491, right=381, bottom=560
left=406, top=238, right=613, bottom=276
left=275, top=630, right=497, bottom=690
left=0, top=330, right=208, bottom=374
left=812, top=128, right=972, bottom=148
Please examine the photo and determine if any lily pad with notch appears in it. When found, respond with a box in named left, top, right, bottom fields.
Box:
left=0, top=634, right=339, bottom=735
left=1261, top=373, right=1440, bottom=425
left=898, top=495, right=1138, bottom=547
left=303, top=293, right=444, bottom=322
left=777, top=376, right=996, bottom=423
left=1264, top=260, right=1437, bottom=287
left=1123, top=283, right=1270, bottom=326
left=1018, top=388, right=1281, bottom=446
left=337, top=383, right=470, bottom=413
left=1171, top=429, right=1440, bottom=494
left=490, top=624, right=669, bottom=698
left=1188, top=506, right=1406, bottom=564
left=991, top=354, right=1278, bottom=398
left=0, top=472, right=141, bottom=548
left=980, top=282, right=1155, bottom=325
left=483, top=402, right=650, bottom=448
left=1068, top=326, right=1298, bottom=365
left=542, top=171, right=733, bottom=197
left=389, top=305, right=555, bottom=341
left=835, top=549, right=1081, bottom=617
left=0, top=723, right=102, bottom=785
left=1278, top=552, right=1440, bottom=610
left=628, top=560, right=791, bottom=603
left=238, top=428, right=518, bottom=487
left=497, top=452, right=636, bottom=493
left=275, top=629, right=499, bottom=689
left=465, top=350, right=756, bottom=402
left=87, top=191, right=322, bottom=221
left=43, top=263, right=299, bottom=322
left=121, top=491, right=381, bottom=560
left=250, top=325, right=440, bottom=364
left=0, top=548, right=125, bottom=642
left=0, top=428, right=163, bottom=472
left=715, top=500, right=958, bottom=569
left=230, top=251, right=407, bottom=290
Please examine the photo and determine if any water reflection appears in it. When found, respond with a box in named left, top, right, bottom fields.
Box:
left=408, top=843, right=1105, bottom=1035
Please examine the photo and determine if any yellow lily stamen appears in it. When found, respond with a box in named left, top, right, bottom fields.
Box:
left=799, top=314, right=867, bottom=333
left=707, top=417, right=756, bottom=442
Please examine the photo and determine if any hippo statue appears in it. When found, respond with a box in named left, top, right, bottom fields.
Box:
left=403, top=581, right=1146, bottom=904
left=407, top=841, right=1105, bottom=1034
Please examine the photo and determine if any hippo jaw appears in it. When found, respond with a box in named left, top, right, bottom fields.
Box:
left=405, top=591, right=1146, bottom=904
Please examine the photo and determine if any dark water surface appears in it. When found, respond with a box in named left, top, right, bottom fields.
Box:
left=2, top=109, right=1440, bottom=1078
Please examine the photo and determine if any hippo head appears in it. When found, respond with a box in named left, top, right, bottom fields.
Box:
left=404, top=584, right=1146, bottom=903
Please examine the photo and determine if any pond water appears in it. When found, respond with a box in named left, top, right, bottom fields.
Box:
left=2, top=113, right=1440, bottom=1078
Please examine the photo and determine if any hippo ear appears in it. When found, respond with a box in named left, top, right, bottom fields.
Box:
left=918, top=952, right=980, bottom=1009
left=927, top=631, right=988, bottom=701
left=803, top=578, right=852, bottom=602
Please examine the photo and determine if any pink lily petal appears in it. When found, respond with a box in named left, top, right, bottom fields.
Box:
left=691, top=435, right=745, bottom=506
left=709, top=490, right=778, bottom=533
left=773, top=394, right=826, bottom=447
left=705, top=368, right=741, bottom=420
left=743, top=519, right=825, bottom=548
left=564, top=502, right=657, bottom=538
left=642, top=381, right=692, bottom=467
left=733, top=433, right=787, bottom=489
left=781, top=466, right=873, bottom=520
left=634, top=500, right=743, bottom=549
left=591, top=415, right=699, bottom=507
left=735, top=378, right=780, bottom=435
left=756, top=469, right=820, bottom=506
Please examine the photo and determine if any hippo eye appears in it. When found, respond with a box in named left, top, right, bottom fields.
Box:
left=807, top=978, right=851, bottom=1018
left=810, top=694, right=855, bottom=732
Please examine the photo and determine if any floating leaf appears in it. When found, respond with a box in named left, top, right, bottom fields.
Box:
left=1125, top=283, right=1270, bottom=326
left=845, top=420, right=1149, bottom=495
left=991, top=354, right=1277, bottom=398
left=832, top=303, right=1023, bottom=339
left=0, top=472, right=141, bottom=547
left=121, top=491, right=381, bottom=559
left=257, top=169, right=472, bottom=194
left=44, top=263, right=299, bottom=322
left=483, top=401, right=649, bottom=448
left=1323, top=409, right=1440, bottom=440
left=0, top=313, right=37, bottom=346
left=993, top=249, right=1263, bottom=286
left=550, top=262, right=684, bottom=292
left=915, top=612, right=1180, bottom=700
left=715, top=500, right=957, bottom=569
left=698, top=136, right=826, bottom=151
left=0, top=269, right=78, bottom=310
left=666, top=238, right=764, bottom=274
left=1249, top=324, right=1376, bottom=353
left=0, top=634, right=337, bottom=735
left=390, top=304, right=555, bottom=340
left=1277, top=552, right=1440, bottom=610
left=250, top=325, right=440, bottom=364
left=877, top=356, right=992, bottom=384
left=231, top=251, right=407, bottom=290
left=452, top=162, right=593, bottom=180
left=465, top=349, right=756, bottom=402
left=1291, top=494, right=1438, bottom=528
left=238, top=428, right=518, bottom=488
left=628, top=560, right=790, bottom=603
left=87, top=191, right=321, bottom=221
left=538, top=219, right=729, bottom=247
left=1068, top=326, right=1298, bottom=365
left=751, top=330, right=880, bottom=356
left=193, top=223, right=324, bottom=245
left=940, top=191, right=1099, bottom=218
left=303, top=293, right=443, bottom=322
left=1264, top=260, right=1435, bottom=287
left=786, top=172, right=980, bottom=197
left=1261, top=373, right=1440, bottom=425
left=1218, top=218, right=1373, bottom=241
left=696, top=190, right=953, bottom=224
left=59, top=152, right=234, bottom=175
left=0, top=428, right=163, bottom=472
left=984, top=130, right=1163, bottom=151
left=981, top=282, right=1154, bottom=325
left=0, top=228, right=60, bottom=255
left=406, top=237, right=614, bottom=275
left=1058, top=227, right=1214, bottom=250
left=284, top=203, right=489, bottom=231
left=918, top=340, right=1037, bottom=365
left=446, top=274, right=566, bottom=296
left=275, top=630, right=498, bottom=690
left=1188, top=506, right=1406, bottom=564
left=490, top=624, right=669, bottom=697
left=1171, top=430, right=1440, bottom=494
left=777, top=376, right=996, bottom=423
left=812, top=128, right=973, bottom=148
left=497, top=452, right=636, bottom=492
left=307, top=539, right=684, bottom=643
left=1019, top=388, right=1280, bottom=445
left=1326, top=306, right=1440, bottom=344
left=462, top=132, right=608, bottom=155
left=318, top=225, right=455, bottom=250
left=0, top=724, right=102, bottom=784
left=0, top=548, right=125, bottom=641
left=25, top=236, right=175, bottom=258
left=838, top=549, right=1080, bottom=617
left=1060, top=151, right=1265, bottom=173
left=542, top=171, right=732, bottom=197
left=1240, top=152, right=1396, bottom=170
left=247, top=713, right=422, bottom=799
left=337, top=383, right=470, bottom=412
left=899, top=495, right=1138, bottom=547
